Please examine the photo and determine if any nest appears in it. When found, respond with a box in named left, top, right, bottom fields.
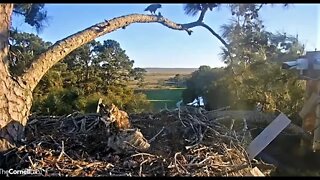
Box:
left=1, top=106, right=275, bottom=177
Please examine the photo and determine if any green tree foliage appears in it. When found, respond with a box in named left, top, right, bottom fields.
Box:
left=182, top=66, right=230, bottom=110
left=8, top=29, right=52, bottom=75
left=183, top=4, right=305, bottom=121
left=167, top=74, right=188, bottom=88
left=183, top=3, right=219, bottom=16
left=13, top=4, right=48, bottom=33
left=132, top=67, right=147, bottom=87
left=8, top=31, right=150, bottom=115
left=92, top=40, right=138, bottom=88
left=220, top=4, right=305, bottom=118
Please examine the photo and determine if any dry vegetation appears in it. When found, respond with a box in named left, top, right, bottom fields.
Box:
left=1, top=106, right=275, bottom=177
left=130, top=68, right=194, bottom=89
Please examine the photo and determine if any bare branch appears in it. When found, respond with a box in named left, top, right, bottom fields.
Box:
left=12, top=9, right=25, bottom=16
left=197, top=8, right=207, bottom=22
left=199, top=23, right=229, bottom=51
left=199, top=22, right=234, bottom=64
left=256, top=4, right=264, bottom=12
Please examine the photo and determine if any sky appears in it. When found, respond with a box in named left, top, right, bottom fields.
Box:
left=11, top=3, right=320, bottom=68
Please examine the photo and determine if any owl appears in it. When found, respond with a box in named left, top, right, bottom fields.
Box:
left=99, top=103, right=131, bottom=130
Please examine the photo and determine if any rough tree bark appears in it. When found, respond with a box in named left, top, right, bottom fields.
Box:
left=0, top=4, right=34, bottom=152
left=0, top=3, right=229, bottom=152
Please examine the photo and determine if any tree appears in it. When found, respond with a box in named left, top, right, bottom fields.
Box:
left=8, top=29, right=53, bottom=76
left=182, top=66, right=229, bottom=110
left=31, top=37, right=150, bottom=115
left=181, top=4, right=305, bottom=118
left=92, top=40, right=136, bottom=88
left=13, top=4, right=48, bottom=33
left=218, top=4, right=305, bottom=118
left=2, top=3, right=240, bottom=152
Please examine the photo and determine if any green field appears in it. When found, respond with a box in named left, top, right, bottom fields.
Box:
left=136, top=88, right=185, bottom=111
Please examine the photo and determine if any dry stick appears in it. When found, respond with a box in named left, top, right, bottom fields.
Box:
left=84, top=162, right=103, bottom=168
left=131, top=153, right=156, bottom=158
left=86, top=119, right=100, bottom=132
left=80, top=119, right=87, bottom=133
left=178, top=158, right=190, bottom=175
left=198, top=155, right=215, bottom=165
left=185, top=143, right=201, bottom=150
left=139, top=159, right=149, bottom=177
left=16, top=153, right=29, bottom=167
left=55, top=163, right=73, bottom=172
left=188, top=156, right=200, bottom=165
left=148, top=126, right=165, bottom=143
left=178, top=106, right=187, bottom=127
left=223, top=163, right=251, bottom=176
left=28, top=155, right=36, bottom=168
left=70, top=117, right=79, bottom=132
left=57, top=141, right=65, bottom=162
left=173, top=152, right=183, bottom=175
left=191, top=146, right=209, bottom=153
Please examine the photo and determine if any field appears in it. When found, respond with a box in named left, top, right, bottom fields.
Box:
left=133, top=68, right=196, bottom=111
left=144, top=68, right=197, bottom=74
left=136, top=88, right=185, bottom=111
left=130, top=68, right=196, bottom=89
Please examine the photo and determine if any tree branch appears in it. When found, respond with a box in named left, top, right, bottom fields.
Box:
left=197, top=7, right=208, bottom=22
left=21, top=13, right=230, bottom=91
left=256, top=4, right=264, bottom=12
left=199, top=23, right=230, bottom=51
left=199, top=22, right=234, bottom=66
left=12, top=9, right=26, bottom=16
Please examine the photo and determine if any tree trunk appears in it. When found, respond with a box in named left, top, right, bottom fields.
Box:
left=0, top=80, right=33, bottom=152
left=0, top=4, right=33, bottom=152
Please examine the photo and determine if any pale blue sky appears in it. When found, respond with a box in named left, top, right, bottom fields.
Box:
left=12, top=3, right=319, bottom=68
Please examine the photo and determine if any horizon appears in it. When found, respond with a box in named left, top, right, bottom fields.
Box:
left=12, top=3, right=320, bottom=68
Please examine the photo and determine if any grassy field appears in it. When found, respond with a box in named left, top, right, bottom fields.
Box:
left=144, top=68, right=197, bottom=74
left=130, top=68, right=195, bottom=89
left=136, top=88, right=185, bottom=111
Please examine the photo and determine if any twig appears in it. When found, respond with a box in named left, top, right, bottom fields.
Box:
left=28, top=156, right=35, bottom=168
left=178, top=106, right=187, bottom=127
left=148, top=127, right=165, bottom=143
left=57, top=141, right=65, bottom=162
left=80, top=119, right=87, bottom=132
left=131, top=153, right=156, bottom=158
left=222, top=163, right=250, bottom=175
left=139, top=159, right=149, bottom=177
left=173, top=152, right=183, bottom=175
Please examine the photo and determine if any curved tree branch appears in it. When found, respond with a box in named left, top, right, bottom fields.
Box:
left=199, top=22, right=234, bottom=68
left=199, top=23, right=230, bottom=51
left=21, top=13, right=230, bottom=91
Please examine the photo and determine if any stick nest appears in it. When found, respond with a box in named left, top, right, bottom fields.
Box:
left=1, top=106, right=275, bottom=177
